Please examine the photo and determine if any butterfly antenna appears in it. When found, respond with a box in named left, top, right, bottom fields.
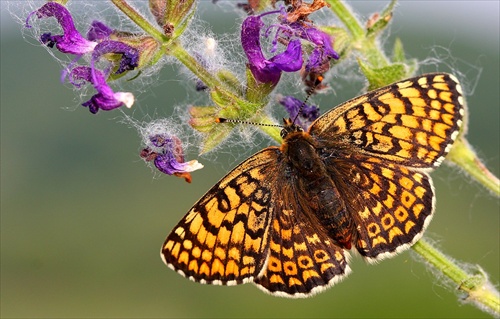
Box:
left=216, top=117, right=284, bottom=128
left=292, top=75, right=324, bottom=124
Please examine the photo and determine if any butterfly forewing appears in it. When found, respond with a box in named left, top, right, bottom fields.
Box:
left=162, top=149, right=280, bottom=285
left=310, top=73, right=465, bottom=168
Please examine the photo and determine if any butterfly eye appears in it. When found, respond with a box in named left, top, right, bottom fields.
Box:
left=280, top=129, right=288, bottom=139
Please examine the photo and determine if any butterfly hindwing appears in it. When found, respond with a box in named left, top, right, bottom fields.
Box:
left=253, top=205, right=350, bottom=297
left=321, top=151, right=434, bottom=261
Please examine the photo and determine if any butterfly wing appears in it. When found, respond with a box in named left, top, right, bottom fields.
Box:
left=161, top=148, right=280, bottom=285
left=308, top=73, right=464, bottom=260
left=321, top=151, right=434, bottom=261
left=310, top=73, right=464, bottom=168
left=253, top=173, right=350, bottom=297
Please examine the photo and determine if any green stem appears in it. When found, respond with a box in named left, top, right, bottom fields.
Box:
left=412, top=239, right=500, bottom=317
left=357, top=39, right=390, bottom=68
left=325, top=0, right=364, bottom=40
left=169, top=42, right=224, bottom=92
left=326, top=0, right=389, bottom=67
left=110, top=0, right=167, bottom=42
left=447, top=137, right=500, bottom=197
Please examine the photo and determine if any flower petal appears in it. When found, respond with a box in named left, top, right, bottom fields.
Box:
left=242, top=15, right=303, bottom=85
left=91, top=41, right=139, bottom=74
left=69, top=66, right=134, bottom=114
left=289, top=23, right=339, bottom=71
left=87, top=21, right=113, bottom=41
left=269, top=39, right=303, bottom=72
left=29, top=2, right=97, bottom=54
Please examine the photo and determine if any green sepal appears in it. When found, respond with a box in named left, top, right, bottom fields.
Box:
left=216, top=70, right=243, bottom=96
left=188, top=105, right=231, bottom=153
left=245, top=68, right=274, bottom=104
left=391, top=38, right=418, bottom=76
left=172, top=4, right=196, bottom=40
left=106, top=34, right=160, bottom=82
left=210, top=86, right=263, bottom=120
left=209, top=87, right=238, bottom=114
left=149, top=0, right=196, bottom=39
left=199, top=125, right=232, bottom=155
left=188, top=106, right=218, bottom=133
left=392, top=37, right=405, bottom=63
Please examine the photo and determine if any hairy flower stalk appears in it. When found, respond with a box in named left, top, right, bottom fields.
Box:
left=22, top=0, right=498, bottom=313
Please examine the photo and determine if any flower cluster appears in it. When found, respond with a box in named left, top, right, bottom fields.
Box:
left=24, top=1, right=338, bottom=178
left=26, top=2, right=139, bottom=114
left=241, top=8, right=339, bottom=87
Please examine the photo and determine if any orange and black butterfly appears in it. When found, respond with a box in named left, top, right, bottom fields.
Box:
left=161, top=73, right=464, bottom=297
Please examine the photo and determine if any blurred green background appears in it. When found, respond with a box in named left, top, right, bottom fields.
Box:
left=1, top=1, right=498, bottom=318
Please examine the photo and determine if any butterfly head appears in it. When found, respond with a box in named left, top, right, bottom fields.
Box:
left=280, top=117, right=304, bottom=139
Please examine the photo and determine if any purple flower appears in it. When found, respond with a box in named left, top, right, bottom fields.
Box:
left=27, top=3, right=140, bottom=114
left=87, top=21, right=113, bottom=42
left=241, top=14, right=303, bottom=85
left=69, top=66, right=134, bottom=114
left=288, top=23, right=339, bottom=72
left=140, top=135, right=203, bottom=183
left=240, top=9, right=339, bottom=85
left=26, top=2, right=97, bottom=55
left=279, top=95, right=320, bottom=130
left=91, top=40, right=139, bottom=74
left=66, top=41, right=138, bottom=113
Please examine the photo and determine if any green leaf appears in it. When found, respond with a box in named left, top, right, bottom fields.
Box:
left=366, top=0, right=397, bottom=38
left=357, top=58, right=407, bottom=90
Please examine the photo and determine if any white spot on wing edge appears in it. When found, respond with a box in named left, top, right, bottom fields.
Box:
left=253, top=264, right=353, bottom=299
left=163, top=256, right=256, bottom=286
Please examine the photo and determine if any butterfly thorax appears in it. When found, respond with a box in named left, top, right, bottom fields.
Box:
left=281, top=128, right=356, bottom=250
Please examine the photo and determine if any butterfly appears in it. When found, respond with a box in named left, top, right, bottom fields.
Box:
left=161, top=73, right=464, bottom=297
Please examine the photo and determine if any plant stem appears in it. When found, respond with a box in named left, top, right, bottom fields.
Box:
left=325, top=0, right=364, bottom=40
left=110, top=0, right=167, bottom=42
left=326, top=0, right=389, bottom=68
left=412, top=239, right=500, bottom=317
left=169, top=42, right=223, bottom=90
left=447, top=137, right=500, bottom=197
